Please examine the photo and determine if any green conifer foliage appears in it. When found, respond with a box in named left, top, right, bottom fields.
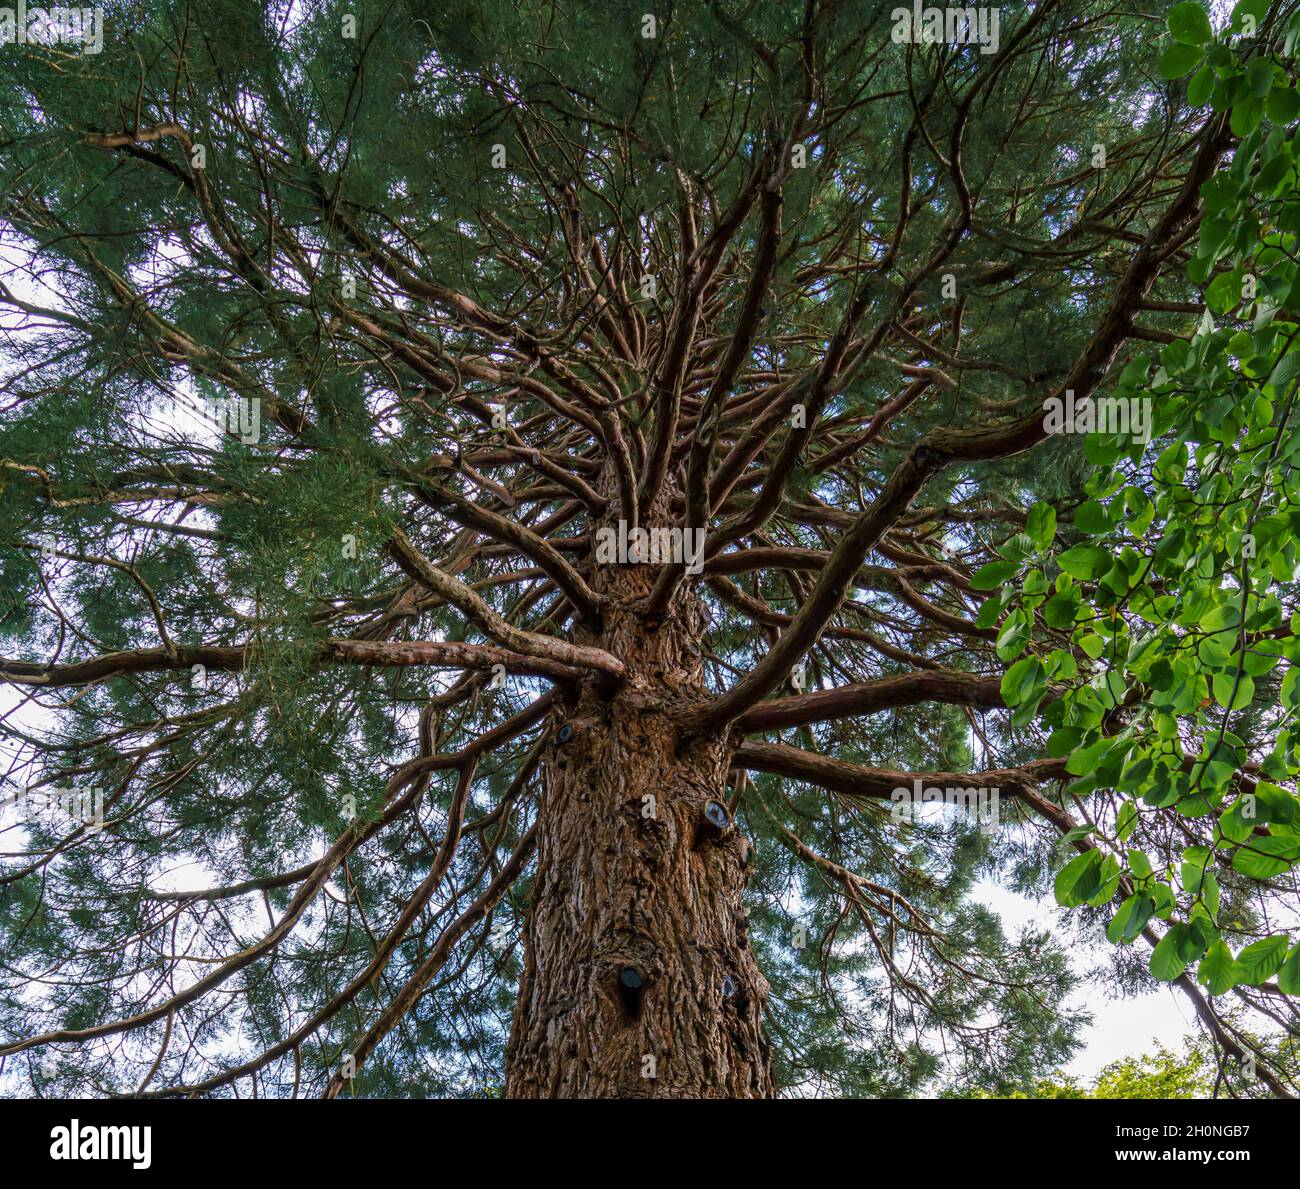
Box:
left=0, top=0, right=1296, bottom=1097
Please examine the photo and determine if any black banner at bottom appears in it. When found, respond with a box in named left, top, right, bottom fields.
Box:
left=1, top=1096, right=1289, bottom=1176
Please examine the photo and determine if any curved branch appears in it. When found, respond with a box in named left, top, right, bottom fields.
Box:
left=731, top=671, right=1012, bottom=733
left=0, top=639, right=587, bottom=688
left=389, top=528, right=624, bottom=681
left=735, top=738, right=1067, bottom=799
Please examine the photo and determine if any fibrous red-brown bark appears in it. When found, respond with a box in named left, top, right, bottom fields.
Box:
left=504, top=561, right=772, bottom=1098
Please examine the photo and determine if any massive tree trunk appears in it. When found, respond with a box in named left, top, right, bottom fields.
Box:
left=504, top=567, right=773, bottom=1098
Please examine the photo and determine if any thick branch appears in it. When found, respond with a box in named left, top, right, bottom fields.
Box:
left=732, top=671, right=1013, bottom=732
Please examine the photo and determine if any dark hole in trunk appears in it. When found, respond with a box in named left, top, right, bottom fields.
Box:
left=617, top=965, right=645, bottom=1023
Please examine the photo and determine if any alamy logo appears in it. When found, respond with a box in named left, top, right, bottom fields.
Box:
left=0, top=3, right=103, bottom=53
left=50, top=1120, right=151, bottom=1169
left=891, top=4, right=1000, bottom=54
left=200, top=396, right=261, bottom=444
left=594, top=519, right=706, bottom=576
left=890, top=779, right=999, bottom=831
left=1042, top=388, right=1151, bottom=444
left=9, top=784, right=103, bottom=832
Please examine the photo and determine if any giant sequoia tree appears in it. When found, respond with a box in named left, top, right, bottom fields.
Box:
left=1, top=0, right=1299, bottom=1100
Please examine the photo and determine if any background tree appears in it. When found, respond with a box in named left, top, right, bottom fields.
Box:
left=964, top=1037, right=1216, bottom=1099
left=0, top=0, right=1297, bottom=1098
left=968, top=1030, right=1299, bottom=1099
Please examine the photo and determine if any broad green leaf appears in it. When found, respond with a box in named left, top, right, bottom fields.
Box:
left=971, top=560, right=1018, bottom=589
left=1197, top=940, right=1236, bottom=994
left=1054, top=850, right=1102, bottom=907
left=1187, top=65, right=1215, bottom=106
left=1245, top=58, right=1274, bottom=99
left=1086, top=854, right=1122, bottom=907
left=995, top=615, right=1031, bottom=662
left=1232, top=934, right=1288, bottom=985
left=1058, top=544, right=1111, bottom=581
left=1211, top=671, right=1254, bottom=710
left=1059, top=824, right=1098, bottom=847
left=1231, top=835, right=1300, bottom=879
left=1265, top=85, right=1300, bottom=124
left=1231, top=96, right=1264, bottom=137
left=1168, top=2, right=1212, bottom=45
left=1074, top=500, right=1111, bottom=535
left=1279, top=944, right=1300, bottom=994
left=1158, top=42, right=1203, bottom=79
left=1107, top=894, right=1155, bottom=945
left=1181, top=844, right=1212, bottom=894
left=1268, top=350, right=1300, bottom=396
left=1253, top=783, right=1298, bottom=823
left=1198, top=601, right=1240, bottom=632
left=1230, top=0, right=1269, bottom=29
left=1219, top=797, right=1258, bottom=844
left=1001, top=656, right=1044, bottom=707
left=1150, top=926, right=1191, bottom=981
left=1205, top=270, right=1241, bottom=314
left=1026, top=502, right=1057, bottom=551
left=1042, top=589, right=1080, bottom=628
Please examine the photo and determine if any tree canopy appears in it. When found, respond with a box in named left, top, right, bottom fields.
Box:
left=1, top=0, right=1298, bottom=1098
